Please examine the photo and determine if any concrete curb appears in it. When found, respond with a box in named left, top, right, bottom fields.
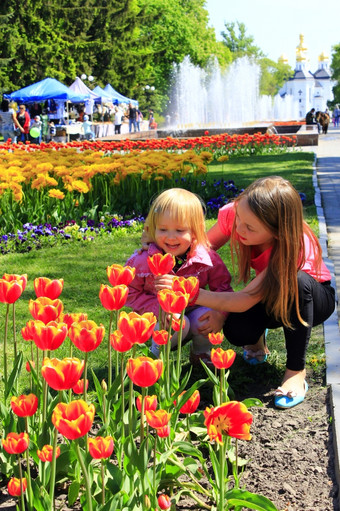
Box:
left=314, top=159, right=340, bottom=503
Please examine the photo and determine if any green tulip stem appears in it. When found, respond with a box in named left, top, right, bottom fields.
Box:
left=128, top=345, right=137, bottom=433
left=140, top=386, right=147, bottom=445
left=49, top=427, right=58, bottom=508
left=153, top=434, right=157, bottom=496
left=3, top=303, right=9, bottom=397
left=166, top=314, right=173, bottom=399
left=17, top=454, right=25, bottom=511
left=121, top=354, right=125, bottom=425
left=101, top=459, right=105, bottom=506
left=108, top=310, right=114, bottom=388
left=12, top=303, right=17, bottom=359
left=175, top=310, right=185, bottom=384
left=218, top=438, right=227, bottom=511
left=83, top=352, right=88, bottom=403
left=220, top=368, right=225, bottom=405
left=75, top=439, right=93, bottom=511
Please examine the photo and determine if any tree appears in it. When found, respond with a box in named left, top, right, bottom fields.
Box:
left=259, top=57, right=293, bottom=96
left=330, top=44, right=340, bottom=106
left=221, top=21, right=263, bottom=60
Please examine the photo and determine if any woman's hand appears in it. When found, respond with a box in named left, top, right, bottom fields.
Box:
left=197, top=310, right=226, bottom=336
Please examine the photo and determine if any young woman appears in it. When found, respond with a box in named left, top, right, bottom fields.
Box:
left=125, top=188, right=233, bottom=365
left=193, top=176, right=335, bottom=408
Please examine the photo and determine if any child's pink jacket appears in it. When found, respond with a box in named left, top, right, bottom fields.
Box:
left=125, top=243, right=233, bottom=316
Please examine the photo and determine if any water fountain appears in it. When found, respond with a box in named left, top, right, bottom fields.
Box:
left=164, top=56, right=300, bottom=131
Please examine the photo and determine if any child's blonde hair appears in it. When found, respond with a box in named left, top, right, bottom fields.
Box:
left=231, top=176, right=322, bottom=327
left=145, top=188, right=209, bottom=252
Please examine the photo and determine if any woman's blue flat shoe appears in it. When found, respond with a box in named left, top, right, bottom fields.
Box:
left=274, top=381, right=308, bottom=409
left=242, top=329, right=269, bottom=365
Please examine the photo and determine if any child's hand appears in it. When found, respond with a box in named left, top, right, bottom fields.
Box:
left=154, top=274, right=174, bottom=291
left=197, top=310, right=226, bottom=336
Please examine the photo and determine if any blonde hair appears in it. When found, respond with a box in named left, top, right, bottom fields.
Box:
left=231, top=176, right=322, bottom=327
left=145, top=188, right=209, bottom=252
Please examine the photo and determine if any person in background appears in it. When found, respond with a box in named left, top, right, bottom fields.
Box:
left=114, top=105, right=124, bottom=134
left=29, top=115, right=42, bottom=144
left=0, top=98, right=19, bottom=143
left=125, top=188, right=233, bottom=366
left=16, top=104, right=31, bottom=143
left=136, top=109, right=143, bottom=132
left=128, top=102, right=137, bottom=133
left=29, top=102, right=42, bottom=119
left=82, top=114, right=95, bottom=140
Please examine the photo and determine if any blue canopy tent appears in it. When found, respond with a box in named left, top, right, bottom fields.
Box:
left=103, top=84, right=138, bottom=106
left=92, top=85, right=113, bottom=103
left=6, top=77, right=89, bottom=103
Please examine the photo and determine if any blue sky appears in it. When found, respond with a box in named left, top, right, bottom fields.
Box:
left=204, top=0, right=340, bottom=72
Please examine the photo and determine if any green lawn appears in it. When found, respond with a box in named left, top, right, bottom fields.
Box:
left=1, top=151, right=325, bottom=395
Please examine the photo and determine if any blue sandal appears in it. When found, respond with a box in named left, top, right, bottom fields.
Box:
left=242, top=330, right=269, bottom=366
left=274, top=381, right=308, bottom=409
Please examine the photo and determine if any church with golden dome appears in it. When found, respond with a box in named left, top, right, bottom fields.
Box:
left=279, top=35, right=335, bottom=118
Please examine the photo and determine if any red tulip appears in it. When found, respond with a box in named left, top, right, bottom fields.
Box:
left=177, top=390, right=200, bottom=414
left=52, top=399, right=95, bottom=440
left=37, top=444, right=61, bottom=462
left=157, top=289, right=189, bottom=314
left=61, top=312, right=88, bottom=330
left=147, top=253, right=175, bottom=275
left=21, top=320, right=37, bottom=341
left=7, top=477, right=27, bottom=496
left=172, top=276, right=199, bottom=303
left=145, top=409, right=171, bottom=429
left=29, top=297, right=64, bottom=324
left=156, top=424, right=171, bottom=438
left=41, top=357, right=85, bottom=391
left=72, top=378, right=89, bottom=394
left=10, top=394, right=38, bottom=417
left=204, top=401, right=253, bottom=443
left=2, top=432, right=29, bottom=454
left=68, top=320, right=105, bottom=352
left=118, top=311, right=156, bottom=344
left=158, top=494, right=171, bottom=510
left=88, top=436, right=114, bottom=459
left=34, top=277, right=64, bottom=299
left=26, top=360, right=35, bottom=372
left=0, top=274, right=27, bottom=304
left=211, top=348, right=236, bottom=370
left=171, top=317, right=186, bottom=332
left=110, top=329, right=134, bottom=352
left=106, top=264, right=135, bottom=286
left=99, top=284, right=128, bottom=311
left=136, top=394, right=157, bottom=412
left=32, top=320, right=68, bottom=351
left=152, top=330, right=168, bottom=345
left=208, top=332, right=224, bottom=345
left=126, top=356, right=163, bottom=387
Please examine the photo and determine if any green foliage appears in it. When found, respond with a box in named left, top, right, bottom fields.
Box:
left=331, top=43, right=340, bottom=106
left=221, top=22, right=263, bottom=60
left=259, top=57, right=294, bottom=96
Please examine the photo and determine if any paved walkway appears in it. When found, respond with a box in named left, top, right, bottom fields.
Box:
left=308, top=125, right=340, bottom=504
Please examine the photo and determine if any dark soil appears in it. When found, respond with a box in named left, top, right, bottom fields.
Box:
left=1, top=369, right=339, bottom=510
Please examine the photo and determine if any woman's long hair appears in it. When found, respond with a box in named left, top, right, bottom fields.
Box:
left=231, top=176, right=322, bottom=327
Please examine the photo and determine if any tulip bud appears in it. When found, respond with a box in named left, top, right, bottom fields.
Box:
left=144, top=495, right=151, bottom=509
left=101, top=379, right=107, bottom=392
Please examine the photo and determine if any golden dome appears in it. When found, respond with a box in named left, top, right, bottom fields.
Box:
left=319, top=51, right=329, bottom=61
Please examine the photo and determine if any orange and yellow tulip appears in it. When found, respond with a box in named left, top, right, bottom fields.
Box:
left=106, top=264, right=135, bottom=286
left=147, top=253, right=175, bottom=275
left=32, top=320, right=68, bottom=351
left=29, top=297, right=64, bottom=324
left=7, top=477, right=27, bottom=496
left=136, top=394, right=157, bottom=412
left=208, top=332, right=224, bottom=345
left=158, top=494, right=172, bottom=510
left=88, top=436, right=114, bottom=459
left=157, top=289, right=189, bottom=314
left=21, top=320, right=37, bottom=341
left=204, top=401, right=253, bottom=443
left=110, top=329, right=134, bottom=352
left=72, top=378, right=89, bottom=394
left=34, top=277, right=64, bottom=299
left=126, top=356, right=163, bottom=387
left=37, top=444, right=61, bottom=462
left=99, top=284, right=128, bottom=311
left=211, top=348, right=236, bottom=370
left=118, top=311, right=156, bottom=344
left=0, top=273, right=27, bottom=303
left=152, top=330, right=168, bottom=345
left=41, top=357, right=85, bottom=391
left=177, top=390, right=200, bottom=414
left=172, top=276, right=199, bottom=303
left=2, top=432, right=29, bottom=454
left=61, top=312, right=88, bottom=330
left=145, top=409, right=171, bottom=429
left=52, top=399, right=95, bottom=440
left=68, top=320, right=105, bottom=352
left=10, top=394, right=38, bottom=417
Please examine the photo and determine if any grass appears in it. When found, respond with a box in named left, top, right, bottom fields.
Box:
left=1, top=151, right=326, bottom=397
